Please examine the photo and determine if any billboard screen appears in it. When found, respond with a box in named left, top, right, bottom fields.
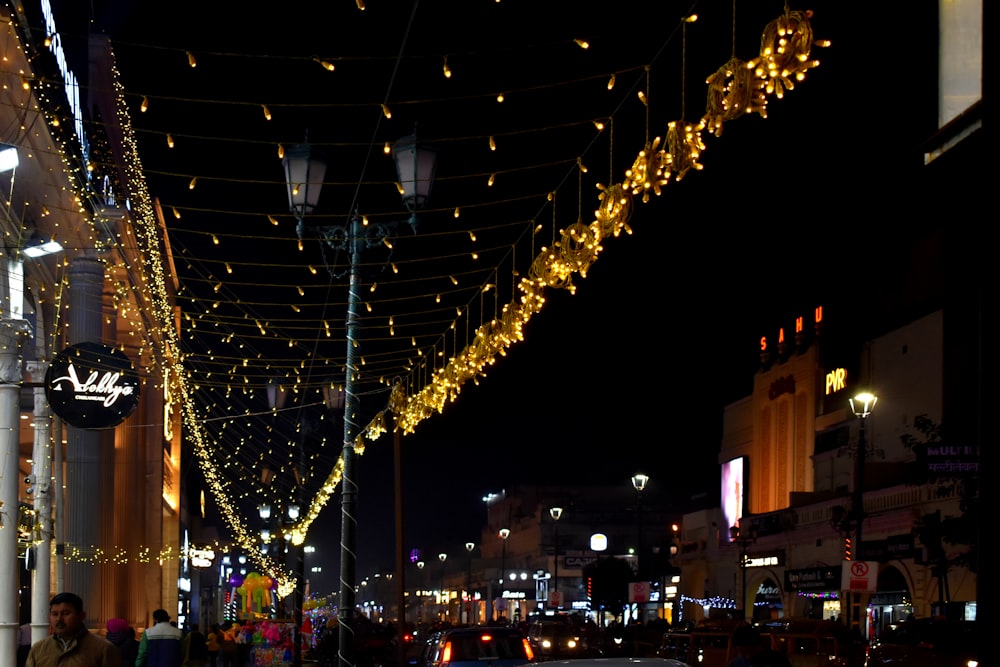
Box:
left=721, top=456, right=746, bottom=541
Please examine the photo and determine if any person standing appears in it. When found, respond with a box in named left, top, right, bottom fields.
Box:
left=136, top=609, right=183, bottom=667
left=206, top=624, right=221, bottom=667
left=107, top=618, right=140, bottom=667
left=182, top=625, right=209, bottom=667
left=18, top=621, right=32, bottom=667
left=25, top=592, right=124, bottom=667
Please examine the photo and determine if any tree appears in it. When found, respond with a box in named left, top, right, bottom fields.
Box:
left=899, top=415, right=979, bottom=582
left=583, top=556, right=635, bottom=624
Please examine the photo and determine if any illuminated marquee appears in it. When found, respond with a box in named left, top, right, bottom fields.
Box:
left=190, top=548, right=216, bottom=569
left=760, top=306, right=823, bottom=353
left=40, top=0, right=89, bottom=168
left=825, top=368, right=847, bottom=395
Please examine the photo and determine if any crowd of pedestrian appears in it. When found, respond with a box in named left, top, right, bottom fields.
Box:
left=20, top=592, right=266, bottom=667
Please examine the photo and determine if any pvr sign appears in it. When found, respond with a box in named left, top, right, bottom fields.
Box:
left=841, top=560, right=877, bottom=592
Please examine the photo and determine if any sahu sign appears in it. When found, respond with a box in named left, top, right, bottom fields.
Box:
left=45, top=342, right=140, bottom=429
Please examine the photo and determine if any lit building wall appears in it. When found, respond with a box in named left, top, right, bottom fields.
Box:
left=720, top=323, right=821, bottom=517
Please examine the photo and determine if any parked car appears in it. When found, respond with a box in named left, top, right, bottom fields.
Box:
left=656, top=621, right=741, bottom=667
left=757, top=617, right=863, bottom=667
left=426, top=626, right=535, bottom=667
left=865, top=618, right=978, bottom=667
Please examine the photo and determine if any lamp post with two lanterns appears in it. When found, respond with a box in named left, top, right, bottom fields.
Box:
left=283, top=131, right=436, bottom=667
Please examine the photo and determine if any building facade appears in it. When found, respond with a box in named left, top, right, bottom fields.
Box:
left=2, top=1, right=185, bottom=661
left=675, top=309, right=977, bottom=638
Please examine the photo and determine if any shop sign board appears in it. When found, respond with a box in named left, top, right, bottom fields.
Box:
left=45, top=342, right=140, bottom=429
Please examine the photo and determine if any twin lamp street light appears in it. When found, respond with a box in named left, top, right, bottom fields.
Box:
left=282, top=130, right=437, bottom=667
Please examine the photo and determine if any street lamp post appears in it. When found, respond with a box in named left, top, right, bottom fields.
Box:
left=438, top=553, right=448, bottom=622
left=465, top=542, right=476, bottom=624
left=631, top=473, right=648, bottom=624
left=497, top=528, right=510, bottom=621
left=284, top=132, right=435, bottom=667
left=729, top=522, right=757, bottom=620
left=848, top=391, right=877, bottom=633
left=848, top=392, right=877, bottom=560
left=631, top=474, right=648, bottom=576
left=416, top=560, right=425, bottom=623
left=549, top=507, right=563, bottom=609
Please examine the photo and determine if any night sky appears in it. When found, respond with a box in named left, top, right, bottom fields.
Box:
left=60, top=0, right=948, bottom=595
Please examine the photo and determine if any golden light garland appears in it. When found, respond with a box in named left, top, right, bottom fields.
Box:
left=703, top=56, right=768, bottom=137
left=665, top=120, right=706, bottom=181
left=750, top=7, right=830, bottom=99
left=624, top=136, right=671, bottom=203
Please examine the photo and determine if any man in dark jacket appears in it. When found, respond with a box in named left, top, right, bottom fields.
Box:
left=136, top=609, right=182, bottom=667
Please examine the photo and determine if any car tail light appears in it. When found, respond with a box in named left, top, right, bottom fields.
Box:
left=441, top=641, right=453, bottom=665
left=523, top=638, right=535, bottom=661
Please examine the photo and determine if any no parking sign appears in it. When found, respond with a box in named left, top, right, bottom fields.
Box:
left=629, top=582, right=650, bottom=602
left=841, top=560, right=878, bottom=592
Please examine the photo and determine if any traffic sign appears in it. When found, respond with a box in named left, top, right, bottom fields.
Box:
left=629, top=582, right=650, bottom=603
left=841, top=560, right=878, bottom=592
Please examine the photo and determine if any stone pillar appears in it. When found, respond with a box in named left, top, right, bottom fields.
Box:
left=0, top=319, right=29, bottom=665
left=25, top=361, right=52, bottom=645
left=63, top=256, right=105, bottom=614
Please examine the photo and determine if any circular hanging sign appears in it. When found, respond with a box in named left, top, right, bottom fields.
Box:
left=45, top=342, right=140, bottom=429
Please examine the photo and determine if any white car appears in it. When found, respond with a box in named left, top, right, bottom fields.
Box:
left=545, top=659, right=692, bottom=667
